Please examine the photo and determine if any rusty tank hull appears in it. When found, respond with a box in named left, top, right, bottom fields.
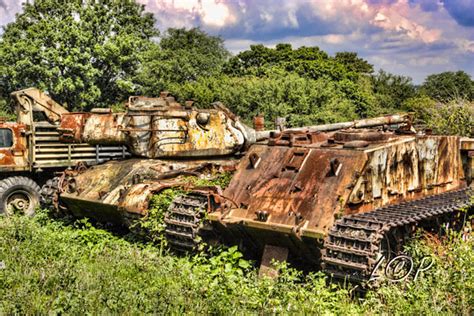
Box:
left=51, top=108, right=474, bottom=283
left=206, top=131, right=474, bottom=271
left=58, top=158, right=238, bottom=221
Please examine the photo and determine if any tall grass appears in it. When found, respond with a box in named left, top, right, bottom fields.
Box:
left=0, top=212, right=472, bottom=314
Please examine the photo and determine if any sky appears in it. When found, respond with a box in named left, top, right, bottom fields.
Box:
left=0, top=0, right=473, bottom=83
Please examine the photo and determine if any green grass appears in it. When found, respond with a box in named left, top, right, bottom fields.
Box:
left=0, top=212, right=472, bottom=315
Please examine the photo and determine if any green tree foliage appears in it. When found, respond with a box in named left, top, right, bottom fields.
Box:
left=421, top=71, right=474, bottom=102
left=0, top=0, right=157, bottom=110
left=136, top=28, right=230, bottom=95
left=1, top=0, right=472, bottom=135
left=167, top=73, right=363, bottom=127
left=0, top=96, right=12, bottom=119
left=160, top=28, right=230, bottom=69
left=403, top=96, right=474, bottom=136
left=223, top=43, right=351, bottom=82
left=158, top=43, right=379, bottom=123
left=371, top=70, right=416, bottom=110
left=402, top=95, right=437, bottom=123
left=334, top=52, right=374, bottom=74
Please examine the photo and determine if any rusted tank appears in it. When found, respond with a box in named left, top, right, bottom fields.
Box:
left=52, top=107, right=474, bottom=283
left=211, top=129, right=473, bottom=279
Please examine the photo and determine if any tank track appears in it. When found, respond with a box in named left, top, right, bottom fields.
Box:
left=164, top=193, right=211, bottom=252
left=322, top=188, right=473, bottom=284
left=40, top=177, right=61, bottom=209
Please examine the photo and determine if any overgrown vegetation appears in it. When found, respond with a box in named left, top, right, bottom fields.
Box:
left=131, top=171, right=233, bottom=246
left=0, top=212, right=472, bottom=314
left=131, top=188, right=180, bottom=247
left=403, top=97, right=474, bottom=137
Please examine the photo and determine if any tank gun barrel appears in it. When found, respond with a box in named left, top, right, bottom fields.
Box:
left=284, top=113, right=412, bottom=133
left=246, top=114, right=412, bottom=142
left=254, top=130, right=273, bottom=141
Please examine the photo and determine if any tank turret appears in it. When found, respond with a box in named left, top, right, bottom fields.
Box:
left=58, top=93, right=265, bottom=158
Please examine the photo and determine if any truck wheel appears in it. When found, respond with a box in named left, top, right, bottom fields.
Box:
left=0, top=177, right=41, bottom=216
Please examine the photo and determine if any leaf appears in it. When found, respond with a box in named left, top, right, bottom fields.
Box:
left=238, top=260, right=250, bottom=269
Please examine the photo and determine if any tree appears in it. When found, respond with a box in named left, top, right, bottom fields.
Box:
left=0, top=0, right=157, bottom=110
left=371, top=70, right=416, bottom=109
left=136, top=28, right=230, bottom=95
left=334, top=52, right=374, bottom=74
left=421, top=71, right=474, bottom=102
left=402, top=95, right=437, bottom=125
left=223, top=44, right=350, bottom=81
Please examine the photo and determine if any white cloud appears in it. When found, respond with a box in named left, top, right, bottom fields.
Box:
left=200, top=0, right=234, bottom=27
left=0, top=0, right=22, bottom=29
left=455, top=39, right=474, bottom=53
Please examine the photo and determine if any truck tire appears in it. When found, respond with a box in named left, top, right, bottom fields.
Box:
left=0, top=176, right=41, bottom=216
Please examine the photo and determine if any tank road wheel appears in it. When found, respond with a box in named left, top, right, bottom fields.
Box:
left=0, top=177, right=41, bottom=216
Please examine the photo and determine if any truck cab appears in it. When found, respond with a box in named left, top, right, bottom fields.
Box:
left=0, top=120, right=28, bottom=172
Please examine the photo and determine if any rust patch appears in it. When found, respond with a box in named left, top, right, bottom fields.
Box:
left=58, top=94, right=255, bottom=158
left=258, top=245, right=289, bottom=278
left=58, top=113, right=90, bottom=142
left=268, top=130, right=328, bottom=147
left=220, top=144, right=366, bottom=235
left=0, top=122, right=28, bottom=170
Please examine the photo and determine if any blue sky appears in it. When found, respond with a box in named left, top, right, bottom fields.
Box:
left=1, top=0, right=473, bottom=83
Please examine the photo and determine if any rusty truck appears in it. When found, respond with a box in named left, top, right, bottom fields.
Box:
left=46, top=92, right=474, bottom=283
left=0, top=88, right=128, bottom=215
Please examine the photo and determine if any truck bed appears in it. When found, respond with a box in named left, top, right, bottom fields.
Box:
left=32, top=122, right=129, bottom=169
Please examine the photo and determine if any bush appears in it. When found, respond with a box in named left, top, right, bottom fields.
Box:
left=0, top=97, right=15, bottom=120
left=404, top=96, right=474, bottom=136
